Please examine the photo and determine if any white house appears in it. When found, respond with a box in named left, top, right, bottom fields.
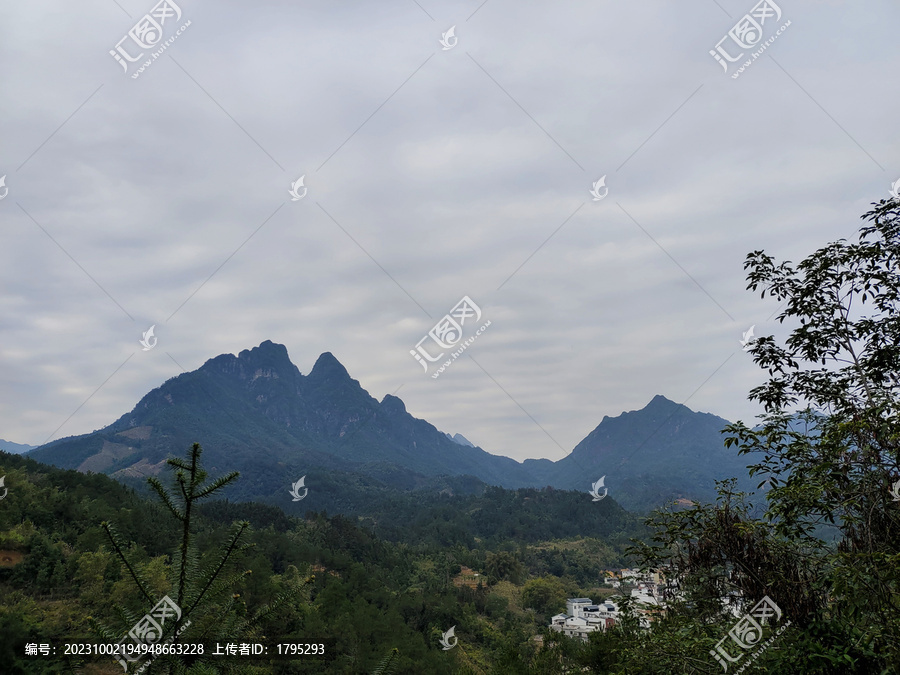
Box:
left=565, top=598, right=594, bottom=617
left=582, top=600, right=619, bottom=622
left=630, top=588, right=665, bottom=628
left=550, top=613, right=569, bottom=630
left=549, top=598, right=618, bottom=641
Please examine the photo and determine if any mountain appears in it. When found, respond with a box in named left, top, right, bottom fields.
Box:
left=29, top=341, right=765, bottom=512
left=445, top=432, right=475, bottom=447
left=29, top=341, right=542, bottom=510
left=0, top=439, right=35, bottom=455
left=524, top=395, right=764, bottom=511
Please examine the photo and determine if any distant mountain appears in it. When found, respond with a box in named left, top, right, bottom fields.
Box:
left=29, top=341, right=767, bottom=513
left=445, top=432, right=475, bottom=448
left=0, top=439, right=36, bottom=455
left=523, top=395, right=765, bottom=511
left=29, top=341, right=541, bottom=510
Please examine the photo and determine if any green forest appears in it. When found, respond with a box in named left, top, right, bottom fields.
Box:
left=0, top=445, right=643, bottom=674
left=2, top=200, right=899, bottom=673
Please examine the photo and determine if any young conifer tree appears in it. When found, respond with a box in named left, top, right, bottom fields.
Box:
left=92, top=442, right=311, bottom=673
left=371, top=647, right=400, bottom=675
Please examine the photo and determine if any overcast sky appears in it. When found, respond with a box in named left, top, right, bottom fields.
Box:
left=1, top=0, right=897, bottom=463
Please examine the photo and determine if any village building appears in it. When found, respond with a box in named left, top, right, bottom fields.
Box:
left=549, top=598, right=620, bottom=642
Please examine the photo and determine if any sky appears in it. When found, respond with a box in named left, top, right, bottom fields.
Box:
left=1, top=0, right=897, bottom=463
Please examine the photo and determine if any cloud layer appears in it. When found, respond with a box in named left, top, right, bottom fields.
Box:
left=1, top=0, right=897, bottom=462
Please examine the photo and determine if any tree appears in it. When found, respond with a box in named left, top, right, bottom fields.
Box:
left=93, top=442, right=312, bottom=672
left=521, top=576, right=568, bottom=617
left=484, top=551, right=525, bottom=585
left=371, top=647, right=400, bottom=674
left=723, top=198, right=900, bottom=667
left=632, top=199, right=900, bottom=673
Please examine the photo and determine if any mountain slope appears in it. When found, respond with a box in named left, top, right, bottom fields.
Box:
left=0, top=439, right=35, bottom=455
left=29, top=341, right=766, bottom=512
left=526, top=395, right=763, bottom=511
left=29, top=342, right=542, bottom=506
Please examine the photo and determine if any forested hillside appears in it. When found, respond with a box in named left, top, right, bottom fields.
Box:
left=0, top=448, right=643, bottom=674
